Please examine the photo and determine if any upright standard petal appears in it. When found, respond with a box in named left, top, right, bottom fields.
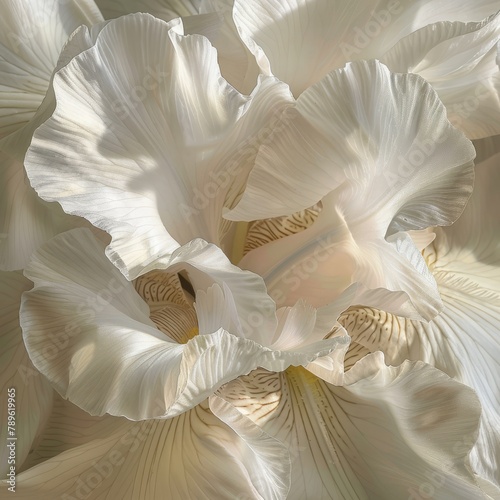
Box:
left=216, top=355, right=489, bottom=499
left=0, top=0, right=103, bottom=139
left=25, top=14, right=293, bottom=279
left=228, top=61, right=474, bottom=319
left=231, top=0, right=408, bottom=96
left=3, top=395, right=289, bottom=500
left=0, top=271, right=53, bottom=477
left=95, top=0, right=261, bottom=93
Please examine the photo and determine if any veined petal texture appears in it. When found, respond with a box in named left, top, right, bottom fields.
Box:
left=228, top=60, right=474, bottom=320
left=21, top=229, right=350, bottom=420
left=25, top=13, right=293, bottom=280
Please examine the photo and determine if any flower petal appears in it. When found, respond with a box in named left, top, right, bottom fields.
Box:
left=431, top=146, right=500, bottom=486
left=232, top=0, right=500, bottom=97
left=188, top=1, right=260, bottom=94
left=218, top=356, right=489, bottom=499
left=0, top=271, right=53, bottom=476
left=343, top=301, right=500, bottom=492
left=21, top=228, right=346, bottom=420
left=210, top=395, right=291, bottom=499
left=227, top=60, right=475, bottom=224
left=25, top=13, right=293, bottom=279
left=7, top=395, right=289, bottom=500
left=0, top=0, right=102, bottom=139
left=382, top=13, right=500, bottom=139
left=341, top=150, right=500, bottom=487
left=231, top=0, right=406, bottom=96
left=227, top=61, right=474, bottom=319
left=0, top=24, right=107, bottom=271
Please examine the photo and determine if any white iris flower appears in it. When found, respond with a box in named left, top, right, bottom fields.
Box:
left=0, top=1, right=499, bottom=499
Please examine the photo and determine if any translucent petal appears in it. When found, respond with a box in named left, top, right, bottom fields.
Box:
left=25, top=14, right=293, bottom=279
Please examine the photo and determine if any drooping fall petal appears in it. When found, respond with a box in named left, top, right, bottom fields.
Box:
left=3, top=395, right=290, bottom=500
left=216, top=354, right=492, bottom=499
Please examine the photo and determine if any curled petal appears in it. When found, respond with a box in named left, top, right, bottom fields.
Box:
left=25, top=13, right=293, bottom=279
left=227, top=60, right=474, bottom=225
left=21, top=229, right=348, bottom=420
left=382, top=12, right=500, bottom=139
left=229, top=60, right=474, bottom=319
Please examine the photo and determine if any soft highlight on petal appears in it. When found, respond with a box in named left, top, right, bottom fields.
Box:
left=21, top=229, right=349, bottom=420
left=217, top=355, right=487, bottom=499
left=25, top=13, right=293, bottom=279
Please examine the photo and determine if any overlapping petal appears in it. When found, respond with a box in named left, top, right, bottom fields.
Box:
left=25, top=13, right=293, bottom=280
left=232, top=0, right=499, bottom=96
left=0, top=10, right=106, bottom=270
left=341, top=140, right=500, bottom=486
left=1, top=2, right=498, bottom=498
left=0, top=271, right=53, bottom=476
left=2, top=395, right=289, bottom=500
left=227, top=60, right=474, bottom=223
left=0, top=0, right=102, bottom=139
left=228, top=60, right=474, bottom=319
left=232, top=0, right=406, bottom=97
left=382, top=12, right=500, bottom=139
left=21, top=228, right=350, bottom=421
left=216, top=354, right=490, bottom=499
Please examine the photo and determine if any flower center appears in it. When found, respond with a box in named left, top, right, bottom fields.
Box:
left=134, top=270, right=199, bottom=344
